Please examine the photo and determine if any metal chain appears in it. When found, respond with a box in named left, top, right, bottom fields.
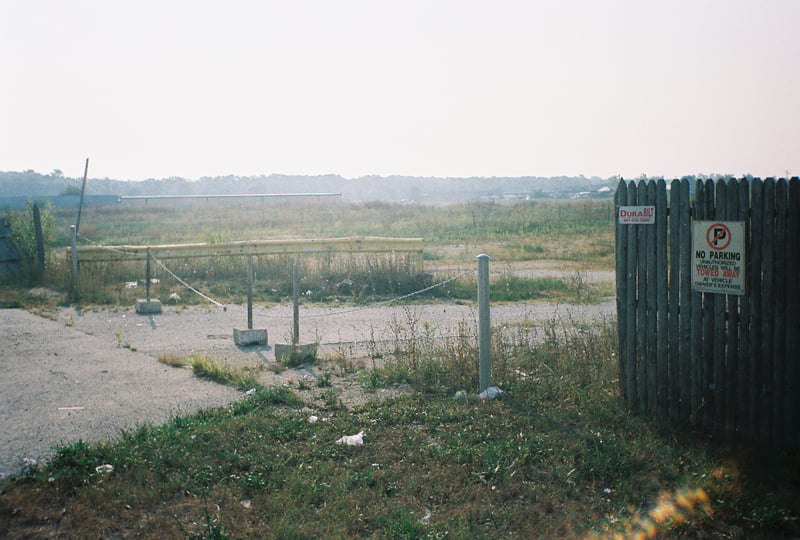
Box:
left=262, top=269, right=474, bottom=319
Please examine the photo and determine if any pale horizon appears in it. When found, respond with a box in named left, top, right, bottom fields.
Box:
left=3, top=1, right=798, bottom=182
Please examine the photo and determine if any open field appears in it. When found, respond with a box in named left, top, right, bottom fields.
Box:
left=1, top=199, right=798, bottom=538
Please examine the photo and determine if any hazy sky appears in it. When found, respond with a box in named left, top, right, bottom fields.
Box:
left=2, top=1, right=798, bottom=181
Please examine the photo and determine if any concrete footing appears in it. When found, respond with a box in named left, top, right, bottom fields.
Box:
left=274, top=343, right=317, bottom=364
left=234, top=328, right=268, bottom=346
left=135, top=299, right=162, bottom=314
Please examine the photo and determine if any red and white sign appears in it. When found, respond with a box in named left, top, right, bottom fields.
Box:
left=692, top=221, right=745, bottom=295
left=618, top=206, right=655, bottom=224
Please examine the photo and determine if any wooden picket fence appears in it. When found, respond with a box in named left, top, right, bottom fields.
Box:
left=615, top=177, right=799, bottom=447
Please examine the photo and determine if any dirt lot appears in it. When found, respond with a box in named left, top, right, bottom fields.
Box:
left=1, top=272, right=615, bottom=477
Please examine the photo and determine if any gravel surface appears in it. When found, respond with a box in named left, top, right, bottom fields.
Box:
left=1, top=294, right=615, bottom=477
left=0, top=308, right=242, bottom=478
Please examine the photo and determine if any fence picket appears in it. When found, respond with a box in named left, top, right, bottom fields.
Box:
left=615, top=181, right=629, bottom=402
left=761, top=179, right=776, bottom=441
left=625, top=181, right=638, bottom=409
left=636, top=180, right=649, bottom=413
left=655, top=180, right=668, bottom=414
left=710, top=181, right=726, bottom=433
left=725, top=180, right=741, bottom=436
left=645, top=180, right=658, bottom=413
left=773, top=180, right=787, bottom=445
left=786, top=179, right=800, bottom=447
left=678, top=180, right=693, bottom=424
left=667, top=180, right=681, bottom=422
left=749, top=179, right=764, bottom=439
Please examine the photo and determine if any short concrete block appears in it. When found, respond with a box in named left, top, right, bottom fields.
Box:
left=135, top=299, right=162, bottom=314
left=234, top=328, right=268, bottom=346
left=274, top=343, right=317, bottom=364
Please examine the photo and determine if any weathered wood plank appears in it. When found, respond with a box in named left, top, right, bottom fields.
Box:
left=690, top=180, right=704, bottom=426
left=772, top=179, right=787, bottom=445
left=636, top=180, right=649, bottom=413
left=71, top=236, right=425, bottom=263
left=713, top=180, right=728, bottom=435
left=655, top=180, right=669, bottom=415
left=725, top=179, right=741, bottom=436
left=645, top=180, right=658, bottom=413
left=748, top=179, right=764, bottom=439
left=701, top=180, right=716, bottom=430
left=625, top=182, right=639, bottom=410
left=667, top=180, right=682, bottom=423
left=760, top=179, right=776, bottom=442
left=735, top=179, right=750, bottom=438
left=615, top=180, right=630, bottom=403
left=678, top=179, right=693, bottom=424
left=786, top=178, right=800, bottom=446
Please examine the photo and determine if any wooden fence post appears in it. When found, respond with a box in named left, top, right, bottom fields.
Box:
left=32, top=203, right=45, bottom=277
left=70, top=225, right=78, bottom=292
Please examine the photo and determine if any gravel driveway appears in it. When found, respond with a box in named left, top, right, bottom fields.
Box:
left=1, top=296, right=615, bottom=477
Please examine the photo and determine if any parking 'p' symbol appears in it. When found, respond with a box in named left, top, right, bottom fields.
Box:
left=712, top=227, right=726, bottom=246
left=706, top=223, right=732, bottom=250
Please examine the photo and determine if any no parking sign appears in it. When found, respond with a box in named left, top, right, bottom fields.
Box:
left=692, top=221, right=745, bottom=295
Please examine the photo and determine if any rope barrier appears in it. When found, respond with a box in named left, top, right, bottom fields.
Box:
left=74, top=232, right=473, bottom=317
left=150, top=254, right=227, bottom=309
left=261, top=269, right=474, bottom=319
left=76, top=233, right=226, bottom=309
left=76, top=233, right=138, bottom=257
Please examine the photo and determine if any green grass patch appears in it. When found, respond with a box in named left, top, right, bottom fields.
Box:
left=1, top=319, right=798, bottom=537
left=187, top=353, right=263, bottom=391
left=157, top=353, right=188, bottom=368
left=440, top=272, right=613, bottom=304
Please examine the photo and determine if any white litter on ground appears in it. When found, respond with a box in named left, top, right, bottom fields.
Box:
left=478, top=386, right=504, bottom=400
left=335, top=431, right=365, bottom=446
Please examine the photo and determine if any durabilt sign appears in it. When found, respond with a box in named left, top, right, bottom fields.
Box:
left=618, top=205, right=655, bottom=224
left=691, top=221, right=745, bottom=295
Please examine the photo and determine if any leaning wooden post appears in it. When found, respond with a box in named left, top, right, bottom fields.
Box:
left=478, top=254, right=491, bottom=392
left=33, top=203, right=45, bottom=277
left=70, top=225, right=78, bottom=291
left=75, top=158, right=89, bottom=235
left=292, top=264, right=300, bottom=345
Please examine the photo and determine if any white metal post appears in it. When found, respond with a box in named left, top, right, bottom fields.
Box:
left=292, top=264, right=300, bottom=345
left=477, top=254, right=491, bottom=392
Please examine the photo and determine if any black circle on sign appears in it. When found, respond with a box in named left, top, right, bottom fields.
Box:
left=706, top=223, right=732, bottom=250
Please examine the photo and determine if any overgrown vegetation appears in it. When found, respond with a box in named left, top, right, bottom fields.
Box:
left=1, top=316, right=797, bottom=538
left=2, top=201, right=55, bottom=286
left=1, top=199, right=615, bottom=306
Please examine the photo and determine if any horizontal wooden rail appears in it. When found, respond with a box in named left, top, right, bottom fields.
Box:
left=69, top=236, right=424, bottom=266
left=118, top=192, right=342, bottom=202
